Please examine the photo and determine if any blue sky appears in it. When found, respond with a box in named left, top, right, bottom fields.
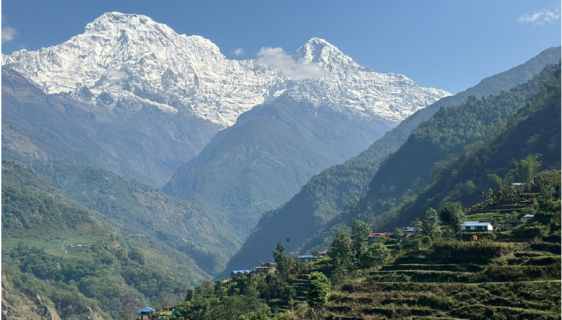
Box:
left=2, top=0, right=560, bottom=93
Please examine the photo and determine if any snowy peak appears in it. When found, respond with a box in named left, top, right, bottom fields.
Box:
left=83, top=12, right=220, bottom=53
left=3, top=12, right=450, bottom=127
left=292, top=37, right=359, bottom=73
left=84, top=12, right=159, bottom=32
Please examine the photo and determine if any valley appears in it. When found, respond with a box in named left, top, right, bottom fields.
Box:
left=1, top=6, right=560, bottom=320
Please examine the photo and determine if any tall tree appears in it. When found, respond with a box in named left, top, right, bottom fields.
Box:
left=330, top=229, right=352, bottom=267
left=310, top=248, right=320, bottom=258
left=439, top=202, right=466, bottom=234
left=516, top=154, right=542, bottom=184
left=350, top=220, right=372, bottom=258
left=273, top=242, right=290, bottom=277
left=307, top=272, right=331, bottom=320
left=392, top=227, right=405, bottom=239
left=359, top=243, right=391, bottom=268
left=421, top=208, right=442, bottom=242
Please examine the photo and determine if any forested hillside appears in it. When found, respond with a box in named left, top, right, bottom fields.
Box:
left=1, top=162, right=211, bottom=319
left=360, top=63, right=561, bottom=233
left=21, top=160, right=240, bottom=275
left=224, top=47, right=561, bottom=272
left=163, top=97, right=397, bottom=237
left=162, top=164, right=561, bottom=319
left=161, top=62, right=562, bottom=320
left=366, top=63, right=559, bottom=213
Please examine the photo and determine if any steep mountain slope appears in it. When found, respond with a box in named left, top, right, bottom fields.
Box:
left=20, top=160, right=240, bottom=275
left=2, top=68, right=219, bottom=187
left=363, top=64, right=561, bottom=231
left=2, top=12, right=448, bottom=187
left=163, top=97, right=398, bottom=236
left=366, top=63, right=559, bottom=211
left=1, top=162, right=211, bottom=319
left=224, top=47, right=560, bottom=271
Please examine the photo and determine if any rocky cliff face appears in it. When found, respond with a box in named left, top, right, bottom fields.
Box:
left=2, top=274, right=78, bottom=320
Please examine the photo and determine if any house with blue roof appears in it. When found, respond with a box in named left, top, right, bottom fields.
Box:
left=460, top=222, right=493, bottom=232
left=298, top=255, right=316, bottom=262
left=139, top=307, right=155, bottom=320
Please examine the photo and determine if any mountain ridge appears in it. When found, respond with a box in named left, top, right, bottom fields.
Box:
left=223, top=46, right=561, bottom=273
left=3, top=12, right=449, bottom=128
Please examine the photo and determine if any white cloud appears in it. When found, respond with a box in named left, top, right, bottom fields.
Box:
left=231, top=48, right=245, bottom=56
left=519, top=6, right=561, bottom=25
left=2, top=26, right=16, bottom=43
left=107, top=67, right=127, bottom=80
left=257, top=47, right=327, bottom=80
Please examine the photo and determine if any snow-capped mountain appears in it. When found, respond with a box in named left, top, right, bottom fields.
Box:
left=3, top=12, right=449, bottom=128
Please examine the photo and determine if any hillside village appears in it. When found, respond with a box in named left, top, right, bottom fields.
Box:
left=132, top=168, right=560, bottom=320
left=1, top=6, right=560, bottom=320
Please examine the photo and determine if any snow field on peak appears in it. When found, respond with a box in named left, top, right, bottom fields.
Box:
left=2, top=12, right=450, bottom=127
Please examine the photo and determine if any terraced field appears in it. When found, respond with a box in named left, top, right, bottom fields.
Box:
left=326, top=241, right=561, bottom=320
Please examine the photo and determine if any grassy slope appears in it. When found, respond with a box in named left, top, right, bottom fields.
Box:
left=22, top=160, right=241, bottom=275
left=1, top=162, right=210, bottom=319
left=328, top=241, right=561, bottom=320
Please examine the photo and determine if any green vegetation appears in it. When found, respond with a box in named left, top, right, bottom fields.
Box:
left=307, top=272, right=330, bottom=320
left=364, top=63, right=559, bottom=219
left=224, top=49, right=561, bottom=274
left=194, top=56, right=561, bottom=320
left=163, top=98, right=392, bottom=238
left=23, top=160, right=240, bottom=275
left=2, top=162, right=210, bottom=319
left=172, top=173, right=560, bottom=319
left=439, top=202, right=466, bottom=234
left=174, top=161, right=560, bottom=319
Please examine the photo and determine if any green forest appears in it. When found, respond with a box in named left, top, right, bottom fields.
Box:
left=2, top=31, right=560, bottom=320
left=118, top=62, right=561, bottom=320
left=152, top=165, right=561, bottom=319
left=224, top=51, right=561, bottom=274
left=1, top=162, right=209, bottom=319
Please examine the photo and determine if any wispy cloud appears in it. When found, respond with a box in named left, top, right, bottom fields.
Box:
left=107, top=67, right=127, bottom=80
left=231, top=48, right=245, bottom=56
left=519, top=5, right=561, bottom=26
left=257, top=47, right=327, bottom=80
left=2, top=26, right=17, bottom=43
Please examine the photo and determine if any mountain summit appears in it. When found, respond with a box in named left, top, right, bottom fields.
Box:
left=3, top=12, right=449, bottom=128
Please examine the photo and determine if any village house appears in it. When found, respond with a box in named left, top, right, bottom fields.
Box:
left=367, top=232, right=392, bottom=244
left=521, top=214, right=534, bottom=222
left=496, top=219, right=524, bottom=232
left=460, top=222, right=493, bottom=232
left=254, top=262, right=277, bottom=274
left=318, top=248, right=330, bottom=257
left=138, top=307, right=155, bottom=320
